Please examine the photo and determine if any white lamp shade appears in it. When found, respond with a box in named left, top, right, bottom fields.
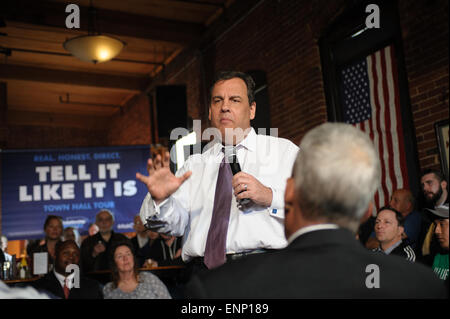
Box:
left=63, top=35, right=125, bottom=63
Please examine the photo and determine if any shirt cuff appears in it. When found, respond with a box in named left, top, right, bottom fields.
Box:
left=268, top=187, right=284, bottom=219
left=140, top=193, right=169, bottom=222
left=270, top=187, right=284, bottom=209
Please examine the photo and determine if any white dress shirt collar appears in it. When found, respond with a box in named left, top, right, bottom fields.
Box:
left=53, top=269, right=75, bottom=289
left=287, top=224, right=339, bottom=245
left=239, top=127, right=257, bottom=152
left=211, top=127, right=257, bottom=157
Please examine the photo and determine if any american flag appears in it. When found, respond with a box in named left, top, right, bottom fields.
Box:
left=340, top=45, right=409, bottom=210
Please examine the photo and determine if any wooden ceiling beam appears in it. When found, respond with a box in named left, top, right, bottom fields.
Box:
left=7, top=109, right=111, bottom=130
left=0, top=64, right=149, bottom=91
left=3, top=0, right=204, bottom=45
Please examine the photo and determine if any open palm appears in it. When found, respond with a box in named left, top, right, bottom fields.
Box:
left=136, top=151, right=191, bottom=203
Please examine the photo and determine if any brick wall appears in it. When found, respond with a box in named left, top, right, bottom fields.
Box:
left=5, top=125, right=108, bottom=149
left=4, top=0, right=448, bottom=173
left=206, top=0, right=333, bottom=144
left=152, top=0, right=346, bottom=145
left=107, top=93, right=152, bottom=146
left=399, top=0, right=449, bottom=172
left=149, top=0, right=448, bottom=173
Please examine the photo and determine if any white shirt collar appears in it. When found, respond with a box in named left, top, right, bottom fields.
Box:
left=53, top=269, right=75, bottom=289
left=211, top=127, right=257, bottom=157
left=287, top=224, right=339, bottom=245
left=239, top=127, right=257, bottom=152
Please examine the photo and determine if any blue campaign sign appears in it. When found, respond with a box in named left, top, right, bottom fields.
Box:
left=1, top=145, right=150, bottom=240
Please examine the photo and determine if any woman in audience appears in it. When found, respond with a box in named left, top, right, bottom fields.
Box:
left=27, top=215, right=63, bottom=271
left=103, top=241, right=171, bottom=299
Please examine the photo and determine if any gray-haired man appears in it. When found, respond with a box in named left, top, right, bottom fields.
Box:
left=186, top=123, right=447, bottom=298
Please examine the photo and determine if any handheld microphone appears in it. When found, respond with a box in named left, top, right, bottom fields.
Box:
left=226, top=147, right=251, bottom=205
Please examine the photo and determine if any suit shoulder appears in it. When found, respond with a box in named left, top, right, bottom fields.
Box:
left=368, top=249, right=446, bottom=291
left=190, top=251, right=281, bottom=296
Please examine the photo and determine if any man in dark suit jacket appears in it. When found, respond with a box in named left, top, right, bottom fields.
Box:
left=186, top=123, right=448, bottom=298
left=31, top=240, right=103, bottom=299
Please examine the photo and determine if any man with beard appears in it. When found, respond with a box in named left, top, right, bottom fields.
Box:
left=418, top=169, right=448, bottom=263
left=81, top=210, right=130, bottom=273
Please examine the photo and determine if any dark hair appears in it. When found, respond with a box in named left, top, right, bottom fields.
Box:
left=421, top=169, right=446, bottom=183
left=43, top=215, right=63, bottom=230
left=377, top=206, right=405, bottom=227
left=54, top=240, right=79, bottom=259
left=210, top=71, right=256, bottom=105
left=109, top=240, right=139, bottom=288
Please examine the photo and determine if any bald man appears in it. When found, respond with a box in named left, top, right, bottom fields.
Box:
left=366, top=189, right=423, bottom=250
left=390, top=189, right=423, bottom=248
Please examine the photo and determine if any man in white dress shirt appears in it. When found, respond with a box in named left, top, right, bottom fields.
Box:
left=136, top=71, right=299, bottom=268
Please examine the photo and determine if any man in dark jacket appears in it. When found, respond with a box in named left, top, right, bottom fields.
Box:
left=31, top=240, right=103, bottom=299
left=372, top=207, right=416, bottom=262
left=80, top=209, right=130, bottom=273
left=186, top=123, right=447, bottom=298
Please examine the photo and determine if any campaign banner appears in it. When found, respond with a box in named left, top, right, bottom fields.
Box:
left=1, top=145, right=150, bottom=240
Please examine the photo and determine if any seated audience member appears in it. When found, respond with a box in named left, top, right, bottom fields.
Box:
left=63, top=227, right=81, bottom=247
left=27, top=215, right=63, bottom=271
left=372, top=206, right=416, bottom=262
left=425, top=205, right=449, bottom=284
left=143, top=234, right=183, bottom=268
left=80, top=210, right=130, bottom=273
left=365, top=189, right=422, bottom=250
left=130, top=215, right=160, bottom=267
left=31, top=240, right=103, bottom=299
left=186, top=123, right=447, bottom=298
left=103, top=241, right=172, bottom=299
left=1, top=235, right=12, bottom=262
left=418, top=169, right=448, bottom=262
left=389, top=189, right=422, bottom=248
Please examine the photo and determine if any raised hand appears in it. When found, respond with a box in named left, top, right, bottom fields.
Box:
left=136, top=151, right=192, bottom=204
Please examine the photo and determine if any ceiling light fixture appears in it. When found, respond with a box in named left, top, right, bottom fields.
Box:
left=63, top=2, right=125, bottom=64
